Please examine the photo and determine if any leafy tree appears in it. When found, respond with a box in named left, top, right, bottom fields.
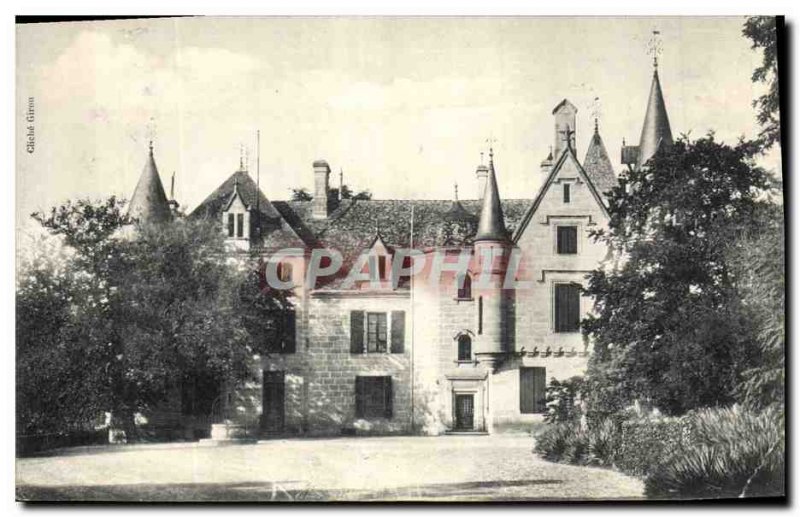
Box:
left=726, top=205, right=784, bottom=409
left=582, top=135, right=774, bottom=416
left=743, top=16, right=781, bottom=150
left=290, top=188, right=313, bottom=201
left=22, top=198, right=288, bottom=441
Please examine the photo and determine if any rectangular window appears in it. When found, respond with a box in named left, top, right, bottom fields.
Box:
left=563, top=183, right=571, bottom=203
left=556, top=226, right=578, bottom=254
left=281, top=310, right=296, bottom=354
left=227, top=214, right=235, bottom=237
left=520, top=367, right=547, bottom=414
left=390, top=311, right=405, bottom=353
left=366, top=312, right=388, bottom=352
left=555, top=283, right=581, bottom=333
left=350, top=311, right=365, bottom=353
left=355, top=376, right=393, bottom=418
left=236, top=213, right=244, bottom=238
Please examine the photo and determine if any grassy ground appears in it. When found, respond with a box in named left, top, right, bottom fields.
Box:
left=16, top=435, right=643, bottom=502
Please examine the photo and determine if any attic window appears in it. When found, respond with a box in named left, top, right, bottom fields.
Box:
left=563, top=184, right=571, bottom=203
left=236, top=214, right=244, bottom=238
left=227, top=214, right=235, bottom=237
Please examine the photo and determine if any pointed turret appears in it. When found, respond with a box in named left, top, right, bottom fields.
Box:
left=636, top=68, right=673, bottom=170
left=128, top=141, right=171, bottom=225
left=583, top=120, right=617, bottom=195
left=474, top=149, right=509, bottom=242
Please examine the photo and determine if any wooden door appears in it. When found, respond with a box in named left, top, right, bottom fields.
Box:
left=455, top=394, right=474, bottom=430
left=261, top=371, right=285, bottom=434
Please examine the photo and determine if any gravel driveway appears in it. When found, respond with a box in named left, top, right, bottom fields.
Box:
left=16, top=434, right=643, bottom=501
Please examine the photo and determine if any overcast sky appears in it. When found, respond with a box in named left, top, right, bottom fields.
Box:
left=16, top=16, right=779, bottom=236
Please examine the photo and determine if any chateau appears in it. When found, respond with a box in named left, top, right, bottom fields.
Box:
left=127, top=64, right=673, bottom=439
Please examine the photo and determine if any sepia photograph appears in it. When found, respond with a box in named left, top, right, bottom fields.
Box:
left=13, top=14, right=785, bottom=503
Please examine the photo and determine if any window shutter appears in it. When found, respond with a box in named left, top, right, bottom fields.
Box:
left=350, top=311, right=364, bottom=353
left=384, top=377, right=393, bottom=418
left=533, top=367, right=547, bottom=413
left=390, top=311, right=405, bottom=353
left=555, top=285, right=566, bottom=332
left=568, top=284, right=580, bottom=331
left=283, top=311, right=296, bottom=353
left=568, top=227, right=578, bottom=254
left=355, top=377, right=365, bottom=418
left=520, top=368, right=534, bottom=413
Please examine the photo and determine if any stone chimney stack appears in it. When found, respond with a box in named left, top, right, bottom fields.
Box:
left=475, top=163, right=489, bottom=200
left=552, top=99, right=577, bottom=159
left=312, top=159, right=331, bottom=219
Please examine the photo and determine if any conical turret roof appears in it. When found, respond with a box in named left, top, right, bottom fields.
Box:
left=583, top=122, right=618, bottom=195
left=474, top=150, right=509, bottom=242
left=636, top=69, right=673, bottom=169
left=128, top=143, right=171, bottom=225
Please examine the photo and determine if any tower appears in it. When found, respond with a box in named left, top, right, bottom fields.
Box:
left=128, top=141, right=172, bottom=225
left=473, top=147, right=511, bottom=372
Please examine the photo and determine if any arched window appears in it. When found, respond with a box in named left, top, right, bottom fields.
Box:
left=457, top=273, right=472, bottom=300
left=457, top=334, right=472, bottom=362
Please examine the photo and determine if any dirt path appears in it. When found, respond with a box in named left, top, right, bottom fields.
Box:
left=17, top=435, right=643, bottom=501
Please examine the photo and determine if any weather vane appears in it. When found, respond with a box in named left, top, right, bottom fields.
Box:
left=146, top=116, right=157, bottom=149
left=590, top=96, right=602, bottom=132
left=647, top=29, right=663, bottom=69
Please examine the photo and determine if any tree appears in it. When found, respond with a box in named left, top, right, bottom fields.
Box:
left=726, top=204, right=784, bottom=409
left=290, top=188, right=313, bottom=201
left=743, top=16, right=781, bottom=150
left=22, top=198, right=286, bottom=441
left=582, top=136, right=774, bottom=416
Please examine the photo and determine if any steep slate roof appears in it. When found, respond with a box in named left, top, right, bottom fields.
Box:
left=128, top=145, right=172, bottom=225
left=189, top=168, right=307, bottom=249
left=636, top=69, right=673, bottom=170
left=474, top=151, right=510, bottom=242
left=281, top=197, right=529, bottom=289
left=582, top=126, right=618, bottom=196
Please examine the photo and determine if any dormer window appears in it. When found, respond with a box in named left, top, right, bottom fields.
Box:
left=222, top=181, right=250, bottom=243
left=563, top=183, right=571, bottom=203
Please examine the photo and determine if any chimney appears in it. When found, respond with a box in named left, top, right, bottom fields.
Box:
left=312, top=159, right=331, bottom=219
left=552, top=99, right=577, bottom=158
left=476, top=164, right=489, bottom=200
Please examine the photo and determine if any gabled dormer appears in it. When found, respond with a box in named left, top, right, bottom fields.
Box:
left=222, top=177, right=252, bottom=250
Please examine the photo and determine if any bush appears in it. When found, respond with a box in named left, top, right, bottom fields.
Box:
left=645, top=406, right=784, bottom=499
left=586, top=418, right=619, bottom=466
left=544, top=376, right=584, bottom=424
left=615, top=416, right=689, bottom=478
left=534, top=422, right=575, bottom=462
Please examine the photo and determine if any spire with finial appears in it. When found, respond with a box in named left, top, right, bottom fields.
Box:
left=128, top=139, right=171, bottom=225
left=454, top=181, right=459, bottom=201
left=474, top=146, right=509, bottom=242
left=239, top=144, right=245, bottom=171
left=583, top=115, right=617, bottom=195
left=637, top=29, right=673, bottom=170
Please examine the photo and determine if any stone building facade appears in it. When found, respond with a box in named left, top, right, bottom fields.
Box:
left=132, top=66, right=673, bottom=438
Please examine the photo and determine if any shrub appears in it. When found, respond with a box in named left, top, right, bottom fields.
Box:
left=645, top=406, right=784, bottom=499
left=544, top=376, right=584, bottom=424
left=533, top=422, right=574, bottom=462
left=586, top=418, right=620, bottom=466
left=615, top=416, right=688, bottom=478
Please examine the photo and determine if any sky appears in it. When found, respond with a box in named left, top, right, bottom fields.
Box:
left=16, top=16, right=779, bottom=240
